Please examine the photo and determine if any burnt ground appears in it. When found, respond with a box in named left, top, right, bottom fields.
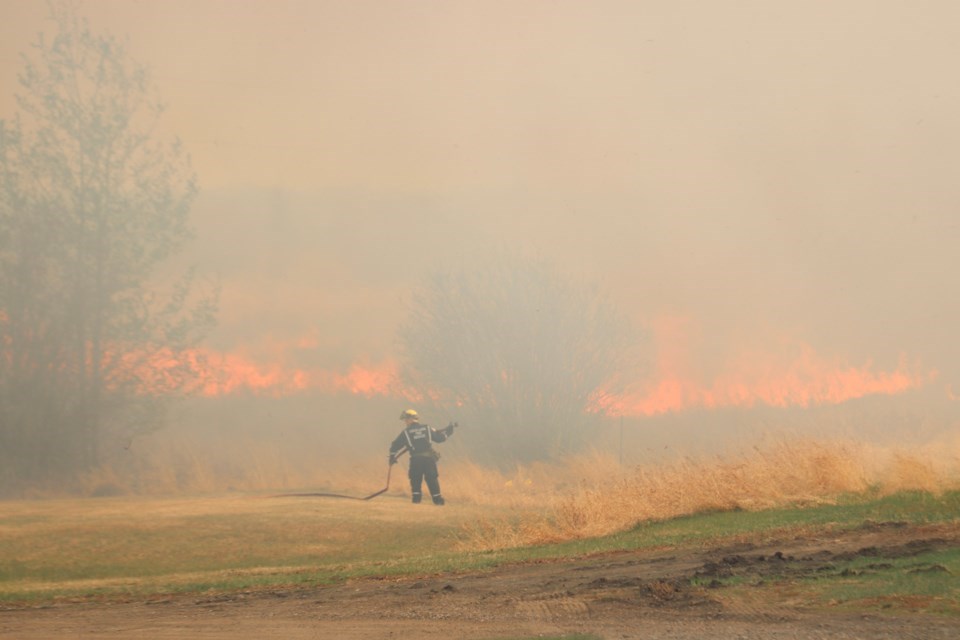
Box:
left=2, top=521, right=959, bottom=639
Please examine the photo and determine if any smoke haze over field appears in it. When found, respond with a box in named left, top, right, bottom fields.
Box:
left=2, top=1, right=959, bottom=474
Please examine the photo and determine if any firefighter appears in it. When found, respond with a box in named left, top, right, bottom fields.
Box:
left=389, top=409, right=456, bottom=505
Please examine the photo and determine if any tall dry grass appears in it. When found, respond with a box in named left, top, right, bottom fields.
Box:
left=454, top=437, right=960, bottom=550
left=70, top=431, right=960, bottom=553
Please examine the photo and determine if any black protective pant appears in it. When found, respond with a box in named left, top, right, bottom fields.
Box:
left=408, top=455, right=443, bottom=504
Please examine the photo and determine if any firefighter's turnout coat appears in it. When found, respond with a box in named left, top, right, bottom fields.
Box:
left=390, top=421, right=451, bottom=460
left=389, top=421, right=453, bottom=504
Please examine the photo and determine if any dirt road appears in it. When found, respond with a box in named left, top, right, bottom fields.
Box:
left=3, top=522, right=959, bottom=639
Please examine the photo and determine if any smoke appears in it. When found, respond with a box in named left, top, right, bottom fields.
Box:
left=3, top=2, right=959, bottom=492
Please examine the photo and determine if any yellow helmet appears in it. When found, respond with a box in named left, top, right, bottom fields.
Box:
left=399, top=409, right=419, bottom=420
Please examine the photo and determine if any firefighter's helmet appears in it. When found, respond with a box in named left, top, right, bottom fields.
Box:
left=400, top=409, right=419, bottom=421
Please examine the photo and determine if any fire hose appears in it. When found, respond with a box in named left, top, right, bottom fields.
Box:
left=272, top=448, right=407, bottom=501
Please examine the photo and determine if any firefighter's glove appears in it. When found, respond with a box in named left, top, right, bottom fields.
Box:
left=388, top=453, right=397, bottom=466
left=444, top=422, right=458, bottom=435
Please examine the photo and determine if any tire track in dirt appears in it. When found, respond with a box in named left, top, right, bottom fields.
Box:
left=512, top=592, right=592, bottom=621
left=3, top=521, right=960, bottom=639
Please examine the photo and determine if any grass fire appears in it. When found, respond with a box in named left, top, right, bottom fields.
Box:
left=3, top=1, right=960, bottom=638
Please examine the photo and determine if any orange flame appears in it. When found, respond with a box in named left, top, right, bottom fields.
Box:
left=111, top=318, right=932, bottom=415
left=592, top=317, right=934, bottom=417
left=125, top=346, right=420, bottom=400
left=595, top=353, right=930, bottom=417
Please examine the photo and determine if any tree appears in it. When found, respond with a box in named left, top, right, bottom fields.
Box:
left=0, top=2, right=217, bottom=489
left=398, top=254, right=638, bottom=464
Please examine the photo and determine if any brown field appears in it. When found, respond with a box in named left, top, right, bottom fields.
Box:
left=4, top=507, right=960, bottom=639
left=81, top=432, right=960, bottom=496
left=73, top=433, right=960, bottom=549
left=4, top=436, right=960, bottom=639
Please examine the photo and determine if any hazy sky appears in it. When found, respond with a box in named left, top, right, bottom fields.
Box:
left=2, top=1, right=959, bottom=416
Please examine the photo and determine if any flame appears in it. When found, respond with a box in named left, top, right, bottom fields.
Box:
left=593, top=317, right=935, bottom=417
left=129, top=346, right=420, bottom=400
left=105, top=318, right=932, bottom=414
left=595, top=353, right=930, bottom=417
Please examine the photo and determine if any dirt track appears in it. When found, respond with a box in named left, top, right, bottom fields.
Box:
left=3, top=522, right=959, bottom=639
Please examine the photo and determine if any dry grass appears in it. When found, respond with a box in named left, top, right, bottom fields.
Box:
left=67, top=432, right=960, bottom=553
left=4, top=434, right=960, bottom=603
left=0, top=492, right=485, bottom=600
left=76, top=435, right=394, bottom=497
left=456, top=437, right=960, bottom=550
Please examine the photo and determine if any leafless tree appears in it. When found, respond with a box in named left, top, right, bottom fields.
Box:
left=399, top=254, right=638, bottom=464
left=0, top=2, right=217, bottom=489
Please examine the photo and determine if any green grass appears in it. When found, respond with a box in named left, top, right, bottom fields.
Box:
left=698, top=544, right=960, bottom=616
left=669, top=491, right=960, bottom=616
left=801, top=547, right=960, bottom=615
left=543, top=489, right=960, bottom=560
left=1, top=489, right=958, bottom=605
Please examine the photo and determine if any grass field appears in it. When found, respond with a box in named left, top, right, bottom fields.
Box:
left=3, top=438, right=959, bottom=613
left=0, top=494, right=491, bottom=601
left=2, top=486, right=959, bottom=609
